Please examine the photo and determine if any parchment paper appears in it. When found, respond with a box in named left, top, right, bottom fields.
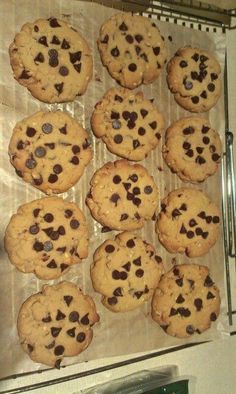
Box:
left=0, top=0, right=228, bottom=380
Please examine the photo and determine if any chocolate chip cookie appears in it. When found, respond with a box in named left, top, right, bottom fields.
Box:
left=86, top=160, right=158, bottom=231
left=163, top=117, right=222, bottom=182
left=17, top=281, right=99, bottom=367
left=91, top=231, right=164, bottom=312
left=9, top=111, right=92, bottom=194
left=91, top=88, right=164, bottom=161
left=5, top=197, right=89, bottom=280
left=152, top=264, right=220, bottom=338
left=9, top=17, right=92, bottom=103
left=156, top=188, right=220, bottom=257
left=97, top=12, right=167, bottom=89
left=167, top=47, right=221, bottom=112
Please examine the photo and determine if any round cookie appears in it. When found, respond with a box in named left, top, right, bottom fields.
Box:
left=86, top=160, right=158, bottom=231
left=156, top=188, right=220, bottom=257
left=4, top=197, right=89, bottom=280
left=91, top=232, right=164, bottom=312
left=9, top=17, right=92, bottom=103
left=162, top=117, right=222, bottom=183
left=167, top=47, right=221, bottom=112
left=152, top=264, right=220, bottom=338
left=97, top=12, right=167, bottom=89
left=9, top=111, right=92, bottom=194
left=91, top=88, right=164, bottom=161
left=17, top=281, right=99, bottom=368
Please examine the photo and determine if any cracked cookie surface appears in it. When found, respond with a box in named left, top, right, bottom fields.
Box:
left=156, top=188, right=220, bottom=257
left=152, top=264, right=220, bottom=338
left=167, top=47, right=221, bottom=112
left=9, top=17, right=92, bottom=103
left=91, top=88, right=164, bottom=161
left=98, top=12, right=167, bottom=89
left=86, top=160, right=158, bottom=231
left=91, top=231, right=164, bottom=312
left=17, top=281, right=99, bottom=367
left=5, top=197, right=89, bottom=280
left=9, top=111, right=92, bottom=194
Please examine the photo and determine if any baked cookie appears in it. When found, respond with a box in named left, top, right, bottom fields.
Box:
left=156, top=188, right=220, bottom=257
left=91, top=88, right=164, bottom=161
left=152, top=264, right=220, bottom=338
left=167, top=47, right=221, bottom=112
left=9, top=17, right=92, bottom=103
left=17, top=281, right=99, bottom=368
left=97, top=12, right=167, bottom=89
left=5, top=197, right=89, bottom=280
left=9, top=111, right=92, bottom=194
left=86, top=160, right=158, bottom=230
left=163, top=117, right=222, bottom=182
left=91, top=232, right=164, bottom=312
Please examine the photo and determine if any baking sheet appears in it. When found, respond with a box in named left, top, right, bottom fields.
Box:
left=0, top=0, right=228, bottom=380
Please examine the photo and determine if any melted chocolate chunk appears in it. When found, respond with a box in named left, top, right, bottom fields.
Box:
left=203, top=136, right=210, bottom=144
left=129, top=174, right=138, bottom=182
left=173, top=267, right=180, bottom=276
left=110, top=193, right=120, bottom=204
left=134, top=291, right=143, bottom=299
left=111, top=111, right=120, bottom=120
left=60, top=263, right=68, bottom=272
left=53, top=164, right=62, bottom=174
left=211, top=73, right=218, bottom=81
left=105, top=244, right=115, bottom=253
left=202, top=231, right=209, bottom=239
left=212, top=216, right=220, bottom=223
left=183, top=141, right=191, bottom=150
left=48, top=173, right=58, bottom=183
left=57, top=246, right=66, bottom=253
left=77, top=332, right=86, bottom=342
left=195, top=227, right=203, bottom=236
left=58, top=226, right=65, bottom=235
left=185, top=149, right=194, bottom=157
left=153, top=46, right=160, bottom=56
left=200, top=90, right=207, bottom=99
left=180, top=203, right=187, bottom=211
left=192, top=53, right=199, bottom=62
left=187, top=230, right=194, bottom=239
left=51, top=35, right=61, bottom=45
left=114, top=94, right=123, bottom=102
left=149, top=121, right=157, bottom=130
left=189, top=219, right=197, bottom=227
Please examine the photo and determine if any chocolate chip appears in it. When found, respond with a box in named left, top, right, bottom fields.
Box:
left=134, top=291, right=143, bottom=299
left=119, top=22, right=128, bottom=31
left=186, top=325, right=195, bottom=335
left=172, top=208, right=181, bottom=218
left=129, top=174, right=138, bottom=182
left=69, top=51, right=81, bottom=63
left=211, top=73, right=218, bottom=81
left=185, top=149, right=194, bottom=158
left=206, top=216, right=212, bottom=224
left=49, top=55, right=58, bottom=67
left=204, top=275, right=214, bottom=287
left=60, top=263, right=68, bottom=272
left=42, top=123, right=53, bottom=134
left=59, top=66, right=69, bottom=76
left=130, top=111, right=138, bottom=122
left=210, top=312, right=217, bottom=321
left=133, top=257, right=141, bottom=266
left=111, top=111, right=120, bottom=120
left=126, top=120, right=135, bottom=129
left=43, top=213, right=53, bottom=223
left=207, top=291, right=215, bottom=299
left=198, top=211, right=206, bottom=219
left=177, top=307, right=191, bottom=317
left=144, top=185, right=153, bottom=194
left=61, top=38, right=70, bottom=49
left=176, top=294, right=185, bottom=303
left=35, top=146, right=46, bottom=158
left=120, top=213, right=128, bottom=221
left=212, top=216, right=220, bottom=223
left=183, top=142, right=191, bottom=150
left=57, top=246, right=66, bottom=253
left=107, top=296, right=118, bottom=306
left=64, top=210, right=73, bottom=219
left=200, top=90, right=207, bottom=99
left=44, top=241, right=53, bottom=252
left=180, top=60, right=188, bottom=67
left=38, top=36, right=48, bottom=46
left=135, top=46, right=141, bottom=55
left=114, top=134, right=123, bottom=144
left=70, top=219, right=79, bottom=229
left=135, top=34, right=143, bottom=42
left=101, top=34, right=109, bottom=44
left=126, top=34, right=133, bottom=43
left=110, top=193, right=120, bottom=204
left=42, top=315, right=52, bottom=323
left=64, top=295, right=73, bottom=306
left=128, top=63, right=137, bottom=72
left=173, top=267, right=180, bottom=276
left=33, top=208, right=40, bottom=218
left=169, top=308, right=178, bottom=316
left=26, top=157, right=37, bottom=169
left=183, top=127, right=194, bottom=135
left=111, top=47, right=120, bottom=57
left=58, top=226, right=65, bottom=235
left=191, top=96, right=199, bottom=104
left=47, top=259, right=57, bottom=268
left=195, top=227, right=202, bottom=235
left=161, top=203, right=166, bottom=212
left=123, top=183, right=131, bottom=192
left=51, top=327, right=62, bottom=337
left=192, top=53, right=199, bottom=62
left=187, top=230, right=194, bottom=239
left=55, top=83, right=64, bottom=94
left=196, top=155, right=206, bottom=165
left=48, top=173, right=58, bottom=183
left=17, top=140, right=24, bottom=149
left=114, top=94, right=123, bottom=102
left=194, top=298, right=203, bottom=311
left=105, top=244, right=115, bottom=253
left=34, top=25, right=39, bottom=32
left=54, top=359, right=62, bottom=369
left=113, top=287, right=123, bottom=297
left=29, top=224, right=39, bottom=235
left=54, top=345, right=64, bottom=356
left=49, top=18, right=61, bottom=28
left=135, top=269, right=144, bottom=277
left=56, top=310, right=66, bottom=320
left=176, top=278, right=183, bottom=287
left=67, top=327, right=76, bottom=337
left=189, top=219, right=197, bottom=227
left=207, top=83, right=215, bottom=92
left=33, top=241, right=44, bottom=252
left=212, top=153, right=221, bottom=162
left=202, top=231, right=209, bottom=239
left=77, top=332, right=86, bottom=342
left=149, top=121, right=157, bottom=130
left=196, top=147, right=204, bottom=154
left=51, top=35, right=60, bottom=45
left=53, top=164, right=62, bottom=174
left=70, top=156, right=79, bottom=165
left=34, top=51, right=45, bottom=64
left=69, top=311, right=79, bottom=322
left=191, top=71, right=198, bottom=80
left=133, top=187, right=140, bottom=195
left=138, top=127, right=146, bottom=136
left=180, top=203, right=187, bottom=211
left=180, top=224, right=187, bottom=234
left=81, top=314, right=89, bottom=325
left=33, top=176, right=43, bottom=186
left=42, top=226, right=53, bottom=236
left=140, top=53, right=148, bottom=62
left=113, top=175, right=121, bottom=184
left=202, top=136, right=210, bottom=145
left=27, top=344, right=34, bottom=353
left=74, top=63, right=81, bottom=73
left=127, top=239, right=135, bottom=248
left=112, top=120, right=121, bottom=129
left=45, top=142, right=55, bottom=149
left=133, top=197, right=141, bottom=207
left=184, top=80, right=193, bottom=90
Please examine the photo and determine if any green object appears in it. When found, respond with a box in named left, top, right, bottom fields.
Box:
left=143, top=379, right=189, bottom=394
